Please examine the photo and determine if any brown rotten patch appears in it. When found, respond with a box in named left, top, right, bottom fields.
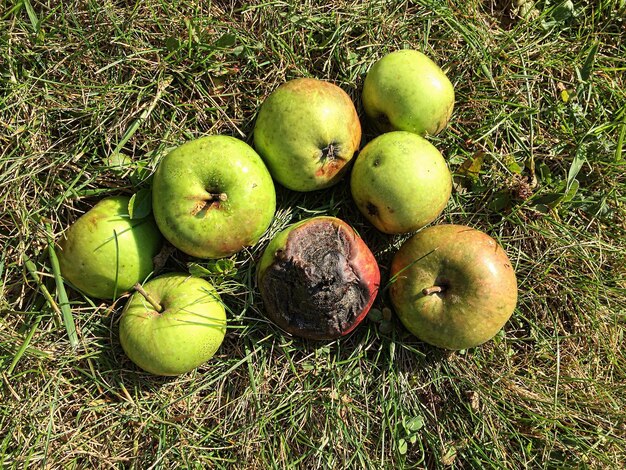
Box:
left=258, top=217, right=380, bottom=340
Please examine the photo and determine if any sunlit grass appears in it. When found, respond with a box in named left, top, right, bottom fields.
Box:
left=1, top=0, right=625, bottom=468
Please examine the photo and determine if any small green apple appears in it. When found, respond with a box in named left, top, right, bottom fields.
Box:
left=119, top=272, right=227, bottom=376
left=390, top=224, right=518, bottom=350
left=257, top=216, right=380, bottom=340
left=362, top=49, right=455, bottom=136
left=152, top=135, right=276, bottom=259
left=350, top=131, right=452, bottom=234
left=57, top=196, right=162, bottom=299
left=254, top=78, right=362, bottom=191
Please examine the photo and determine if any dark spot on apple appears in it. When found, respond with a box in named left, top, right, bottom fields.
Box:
left=366, top=202, right=378, bottom=217
left=259, top=221, right=371, bottom=340
left=372, top=157, right=381, bottom=167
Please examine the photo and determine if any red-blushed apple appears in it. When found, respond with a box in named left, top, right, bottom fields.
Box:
left=119, top=273, right=227, bottom=376
left=350, top=131, right=452, bottom=234
left=362, top=49, right=455, bottom=136
left=257, top=216, right=380, bottom=340
left=390, top=224, right=518, bottom=350
left=253, top=78, right=362, bottom=192
left=151, top=135, right=276, bottom=259
left=57, top=196, right=162, bottom=299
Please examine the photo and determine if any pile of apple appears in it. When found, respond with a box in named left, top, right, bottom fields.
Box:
left=56, top=50, right=517, bottom=376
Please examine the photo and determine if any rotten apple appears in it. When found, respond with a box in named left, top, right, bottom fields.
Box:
left=257, top=216, right=380, bottom=340
left=390, top=224, right=518, bottom=350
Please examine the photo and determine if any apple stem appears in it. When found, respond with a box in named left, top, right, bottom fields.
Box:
left=133, top=283, right=163, bottom=313
left=422, top=286, right=443, bottom=296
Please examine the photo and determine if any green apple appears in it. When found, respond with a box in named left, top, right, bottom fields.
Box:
left=257, top=216, right=380, bottom=340
left=152, top=135, right=276, bottom=259
left=57, top=196, right=162, bottom=299
left=362, top=49, right=455, bottom=136
left=253, top=78, right=362, bottom=191
left=390, top=224, right=518, bottom=350
left=119, top=272, right=227, bottom=376
left=350, top=131, right=452, bottom=234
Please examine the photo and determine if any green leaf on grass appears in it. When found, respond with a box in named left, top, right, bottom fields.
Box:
left=215, top=33, right=236, bottom=48
left=537, top=162, right=553, bottom=183
left=188, top=263, right=213, bottom=278
left=567, top=144, right=587, bottom=192
left=406, top=415, right=425, bottom=432
left=489, top=191, right=511, bottom=213
left=580, top=43, right=598, bottom=82
left=562, top=178, right=579, bottom=203
left=457, top=151, right=485, bottom=181
left=105, top=152, right=133, bottom=173
left=397, top=438, right=408, bottom=455
left=189, top=259, right=237, bottom=278
left=128, top=189, right=152, bottom=219
left=379, top=320, right=393, bottom=334
left=367, top=308, right=383, bottom=322
left=505, top=155, right=523, bottom=174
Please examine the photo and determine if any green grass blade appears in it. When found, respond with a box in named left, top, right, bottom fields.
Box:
left=44, top=223, right=78, bottom=349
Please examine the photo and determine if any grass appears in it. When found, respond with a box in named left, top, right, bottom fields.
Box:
left=1, top=0, right=625, bottom=468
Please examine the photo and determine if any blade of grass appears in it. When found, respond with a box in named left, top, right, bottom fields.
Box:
left=616, top=106, right=625, bottom=162
left=22, top=254, right=61, bottom=325
left=22, top=0, right=40, bottom=32
left=6, top=314, right=42, bottom=375
left=44, top=222, right=78, bottom=349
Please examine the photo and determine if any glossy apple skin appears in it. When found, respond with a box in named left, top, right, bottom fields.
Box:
left=119, top=273, right=227, bottom=376
left=257, top=216, right=380, bottom=340
left=362, top=49, right=455, bottom=136
left=57, top=196, right=162, bottom=299
left=152, top=135, right=276, bottom=259
left=253, top=78, right=362, bottom=192
left=390, top=225, right=518, bottom=350
left=350, top=131, right=452, bottom=234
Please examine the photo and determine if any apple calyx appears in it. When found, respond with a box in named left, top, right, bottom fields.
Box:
left=133, top=282, right=163, bottom=313
left=209, top=192, right=228, bottom=202
left=320, top=142, right=339, bottom=163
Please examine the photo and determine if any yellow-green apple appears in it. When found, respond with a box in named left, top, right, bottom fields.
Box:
left=119, top=272, right=227, bottom=376
left=257, top=216, right=380, bottom=340
left=57, top=196, right=162, bottom=299
left=362, top=49, right=455, bottom=136
left=390, top=224, right=518, bottom=350
left=152, top=135, right=276, bottom=259
left=253, top=78, right=362, bottom=191
left=350, top=131, right=452, bottom=234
